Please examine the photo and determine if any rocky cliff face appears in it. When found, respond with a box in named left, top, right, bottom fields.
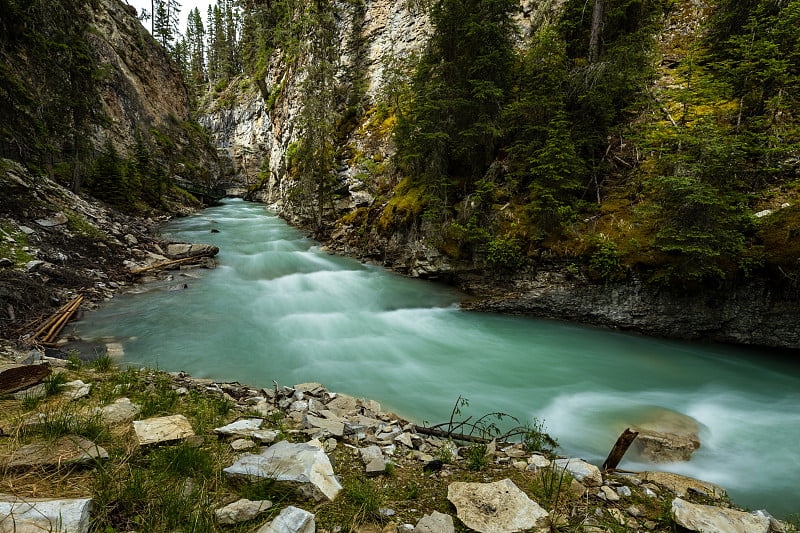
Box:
left=197, top=0, right=800, bottom=350
left=0, top=0, right=220, bottom=190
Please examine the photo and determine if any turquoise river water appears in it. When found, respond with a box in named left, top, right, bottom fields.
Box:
left=74, top=199, right=800, bottom=517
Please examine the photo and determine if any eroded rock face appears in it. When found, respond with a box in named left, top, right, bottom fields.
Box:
left=671, top=498, right=769, bottom=533
left=224, top=440, right=342, bottom=502
left=447, top=478, right=549, bottom=533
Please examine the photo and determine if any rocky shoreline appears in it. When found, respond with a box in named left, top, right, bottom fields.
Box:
left=0, top=349, right=793, bottom=532
left=0, top=159, right=219, bottom=347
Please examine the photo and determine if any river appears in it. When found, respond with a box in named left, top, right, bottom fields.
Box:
left=74, top=199, right=800, bottom=517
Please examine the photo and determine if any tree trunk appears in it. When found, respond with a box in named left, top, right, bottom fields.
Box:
left=589, top=0, right=604, bottom=61
left=602, top=428, right=639, bottom=471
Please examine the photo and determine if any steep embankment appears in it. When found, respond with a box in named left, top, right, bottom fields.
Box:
left=0, top=0, right=221, bottom=340
left=197, top=0, right=800, bottom=349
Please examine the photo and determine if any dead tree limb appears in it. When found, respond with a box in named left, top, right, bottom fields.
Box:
left=602, top=428, right=639, bottom=472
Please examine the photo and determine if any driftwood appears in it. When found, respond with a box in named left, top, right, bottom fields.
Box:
left=129, top=256, right=200, bottom=274
left=412, top=424, right=493, bottom=444
left=27, top=295, right=84, bottom=345
left=602, top=427, right=639, bottom=472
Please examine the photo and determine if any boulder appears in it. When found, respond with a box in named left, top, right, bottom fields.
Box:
left=552, top=458, right=602, bottom=487
left=6, top=435, right=108, bottom=469
left=641, top=472, right=726, bottom=500
left=671, top=498, right=769, bottom=533
left=35, top=212, right=68, bottom=227
left=256, top=505, right=315, bottom=533
left=0, top=495, right=92, bottom=533
left=447, top=478, right=549, bottom=533
left=224, top=440, right=342, bottom=502
left=214, top=418, right=279, bottom=443
left=215, top=498, right=272, bottom=525
left=414, top=511, right=455, bottom=533
left=133, top=414, right=195, bottom=445
left=631, top=409, right=701, bottom=463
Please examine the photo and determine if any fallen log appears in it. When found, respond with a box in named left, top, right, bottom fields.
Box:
left=27, top=295, right=84, bottom=345
left=412, top=424, right=492, bottom=444
left=129, top=256, right=199, bottom=274
left=602, top=427, right=639, bottom=472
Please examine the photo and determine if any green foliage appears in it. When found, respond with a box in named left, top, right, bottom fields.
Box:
left=343, top=478, right=384, bottom=521
left=395, top=0, right=517, bottom=206
left=522, top=418, right=559, bottom=454
left=589, top=241, right=624, bottom=282
left=465, top=443, right=488, bottom=471
left=486, top=236, right=524, bottom=269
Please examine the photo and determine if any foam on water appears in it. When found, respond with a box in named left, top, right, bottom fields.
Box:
left=75, top=199, right=800, bottom=517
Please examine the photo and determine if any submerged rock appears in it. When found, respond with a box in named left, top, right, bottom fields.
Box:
left=447, top=478, right=549, bottom=533
left=631, top=409, right=701, bottom=463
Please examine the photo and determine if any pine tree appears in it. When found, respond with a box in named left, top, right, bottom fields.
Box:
left=394, top=0, right=517, bottom=210
left=186, top=8, right=206, bottom=95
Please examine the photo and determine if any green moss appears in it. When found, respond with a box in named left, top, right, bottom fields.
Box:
left=65, top=210, right=109, bottom=241
left=377, top=178, right=428, bottom=233
left=0, top=222, right=34, bottom=266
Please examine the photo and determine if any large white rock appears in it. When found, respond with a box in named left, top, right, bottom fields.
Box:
left=631, top=409, right=701, bottom=463
left=0, top=495, right=92, bottom=533
left=215, top=498, right=272, bottom=525
left=63, top=380, right=92, bottom=400
left=224, top=440, right=342, bottom=502
left=671, top=498, right=770, bottom=533
left=447, top=478, right=549, bottom=533
left=256, top=506, right=315, bottom=533
left=414, top=511, right=455, bottom=533
left=552, top=458, right=602, bottom=487
left=133, top=414, right=195, bottom=445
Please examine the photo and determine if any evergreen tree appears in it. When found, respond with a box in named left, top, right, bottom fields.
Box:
left=395, top=0, right=517, bottom=210
left=293, top=0, right=339, bottom=231
left=186, top=8, right=206, bottom=96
